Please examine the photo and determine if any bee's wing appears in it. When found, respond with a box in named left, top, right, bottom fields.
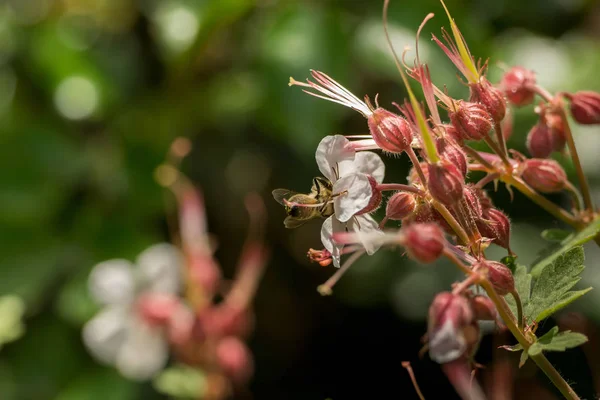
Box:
left=272, top=188, right=296, bottom=206
left=284, top=216, right=308, bottom=229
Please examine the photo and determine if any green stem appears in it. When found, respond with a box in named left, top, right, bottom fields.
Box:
left=556, top=106, right=594, bottom=213
left=529, top=352, right=582, bottom=400
left=432, top=200, right=470, bottom=246
left=510, top=289, right=524, bottom=330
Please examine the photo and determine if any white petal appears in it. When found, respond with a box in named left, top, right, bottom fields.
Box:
left=116, top=319, right=168, bottom=381
left=321, top=216, right=345, bottom=268
left=429, top=319, right=467, bottom=364
left=88, top=260, right=136, bottom=305
left=136, top=243, right=184, bottom=294
left=354, top=151, right=385, bottom=183
left=351, top=215, right=385, bottom=255
left=315, top=135, right=355, bottom=181
left=333, top=174, right=372, bottom=222
left=82, top=306, right=129, bottom=365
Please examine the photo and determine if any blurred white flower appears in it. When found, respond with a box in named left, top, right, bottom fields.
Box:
left=82, top=243, right=184, bottom=380
left=316, top=135, right=385, bottom=267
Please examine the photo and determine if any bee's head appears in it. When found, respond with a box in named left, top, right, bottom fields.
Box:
left=286, top=205, right=300, bottom=217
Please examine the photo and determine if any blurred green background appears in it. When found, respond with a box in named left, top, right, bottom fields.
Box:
left=2, top=0, right=600, bottom=399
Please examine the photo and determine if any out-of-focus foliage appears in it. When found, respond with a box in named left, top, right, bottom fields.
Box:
left=2, top=0, right=600, bottom=399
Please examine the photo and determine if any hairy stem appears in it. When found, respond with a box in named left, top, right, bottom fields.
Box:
left=432, top=200, right=470, bottom=246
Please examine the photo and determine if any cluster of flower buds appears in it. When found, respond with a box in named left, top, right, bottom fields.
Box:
left=83, top=140, right=268, bottom=399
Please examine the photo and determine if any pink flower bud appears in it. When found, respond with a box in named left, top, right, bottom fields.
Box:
left=356, top=175, right=382, bottom=215
left=427, top=162, right=465, bottom=206
left=499, top=66, right=536, bottom=106
left=470, top=295, right=498, bottom=321
left=401, top=223, right=445, bottom=264
left=471, top=186, right=493, bottom=211
left=463, top=185, right=483, bottom=219
left=386, top=192, right=416, bottom=220
left=476, top=260, right=515, bottom=296
left=565, top=91, right=600, bottom=125
left=436, top=137, right=468, bottom=177
left=449, top=101, right=493, bottom=141
left=441, top=124, right=463, bottom=144
left=428, top=292, right=474, bottom=363
left=526, top=111, right=565, bottom=158
left=470, top=77, right=507, bottom=123
left=521, top=158, right=567, bottom=193
left=484, top=208, right=512, bottom=250
left=367, top=108, right=413, bottom=153
left=215, top=337, right=254, bottom=384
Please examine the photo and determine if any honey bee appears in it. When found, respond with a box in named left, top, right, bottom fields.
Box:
left=272, top=177, right=335, bottom=228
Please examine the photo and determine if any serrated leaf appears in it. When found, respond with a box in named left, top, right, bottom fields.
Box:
left=541, top=228, right=571, bottom=242
left=528, top=326, right=588, bottom=356
left=505, top=265, right=531, bottom=318
left=525, top=246, right=591, bottom=322
left=153, top=365, right=206, bottom=399
left=531, top=218, right=600, bottom=277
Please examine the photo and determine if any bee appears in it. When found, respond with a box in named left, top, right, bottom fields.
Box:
left=272, top=177, right=335, bottom=228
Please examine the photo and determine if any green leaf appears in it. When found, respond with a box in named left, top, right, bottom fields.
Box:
left=525, top=247, right=591, bottom=322
left=505, top=265, right=531, bottom=318
left=541, top=228, right=571, bottom=242
left=531, top=218, right=600, bottom=277
left=528, top=326, right=588, bottom=356
left=519, top=349, right=529, bottom=368
left=153, top=365, right=207, bottom=399
left=501, top=255, right=517, bottom=273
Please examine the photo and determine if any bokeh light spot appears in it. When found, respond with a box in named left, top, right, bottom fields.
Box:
left=54, top=76, right=99, bottom=120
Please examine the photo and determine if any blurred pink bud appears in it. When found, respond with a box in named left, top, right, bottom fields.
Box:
left=499, top=66, right=536, bottom=106
left=168, top=306, right=195, bottom=346
left=357, top=176, right=382, bottom=215
left=386, top=192, right=417, bottom=220
left=476, top=260, right=515, bottom=296
left=427, top=162, right=465, bottom=206
left=407, top=162, right=430, bottom=186
left=470, top=295, right=498, bottom=321
left=216, top=337, right=254, bottom=384
left=401, top=223, right=445, bottom=264
left=189, top=255, right=222, bottom=296
left=367, top=108, right=413, bottom=153
left=565, top=91, right=600, bottom=124
left=470, top=77, right=507, bottom=123
left=436, top=137, right=468, bottom=177
left=449, top=101, right=493, bottom=141
left=521, top=159, right=567, bottom=193
left=137, top=293, right=181, bottom=326
left=200, top=306, right=254, bottom=338
left=428, top=292, right=474, bottom=364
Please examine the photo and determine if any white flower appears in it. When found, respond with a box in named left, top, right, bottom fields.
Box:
left=82, top=243, right=184, bottom=381
left=316, top=135, right=385, bottom=267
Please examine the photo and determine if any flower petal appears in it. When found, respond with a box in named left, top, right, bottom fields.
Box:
left=350, top=214, right=385, bottom=255
left=354, top=151, right=385, bottom=183
left=116, top=319, right=168, bottom=380
left=321, top=216, right=345, bottom=268
left=136, top=243, right=184, bottom=294
left=429, top=319, right=467, bottom=364
left=316, top=135, right=355, bottom=181
left=88, top=260, right=136, bottom=305
left=333, top=174, right=372, bottom=222
left=82, top=306, right=129, bottom=365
